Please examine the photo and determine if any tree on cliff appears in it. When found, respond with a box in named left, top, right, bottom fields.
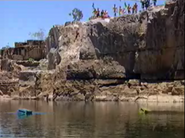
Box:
left=69, top=8, right=83, bottom=22
left=29, top=29, right=46, bottom=40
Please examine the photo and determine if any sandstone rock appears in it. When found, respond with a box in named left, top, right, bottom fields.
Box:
left=19, top=85, right=36, bottom=97
left=0, top=80, right=19, bottom=96
left=128, top=79, right=140, bottom=87
left=162, top=86, right=173, bottom=94
left=122, top=86, right=138, bottom=97
left=19, top=71, right=37, bottom=82
left=35, top=70, right=55, bottom=96
left=172, top=86, right=184, bottom=95
left=46, top=0, right=184, bottom=80
left=16, top=60, right=40, bottom=67
left=95, top=79, right=125, bottom=87
left=181, top=80, right=185, bottom=85
left=0, top=90, right=3, bottom=96
left=1, top=59, right=14, bottom=71
left=66, top=60, right=125, bottom=80
left=19, top=71, right=37, bottom=97
left=48, top=48, right=61, bottom=70
left=1, top=40, right=46, bottom=61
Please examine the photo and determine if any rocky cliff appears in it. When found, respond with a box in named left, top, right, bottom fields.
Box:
left=46, top=2, right=184, bottom=80
left=0, top=0, right=184, bottom=102
left=1, top=40, right=46, bottom=61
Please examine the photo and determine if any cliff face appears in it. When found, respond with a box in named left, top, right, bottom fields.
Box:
left=46, top=0, right=184, bottom=80
left=0, top=0, right=184, bottom=101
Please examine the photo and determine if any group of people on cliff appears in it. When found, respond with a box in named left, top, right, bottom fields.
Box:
left=91, top=0, right=157, bottom=19
left=112, top=3, right=138, bottom=16
left=92, top=3, right=138, bottom=19
left=141, top=0, right=157, bottom=10
left=92, top=3, right=110, bottom=19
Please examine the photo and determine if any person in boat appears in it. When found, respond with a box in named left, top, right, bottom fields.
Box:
left=119, top=6, right=123, bottom=16
left=134, top=3, right=138, bottom=13
left=127, top=4, right=131, bottom=14
left=113, top=4, right=118, bottom=17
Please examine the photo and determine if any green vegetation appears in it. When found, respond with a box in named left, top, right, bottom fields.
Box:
left=28, top=58, right=34, bottom=63
left=69, top=8, right=83, bottom=22
left=139, top=108, right=150, bottom=114
left=29, top=29, right=46, bottom=40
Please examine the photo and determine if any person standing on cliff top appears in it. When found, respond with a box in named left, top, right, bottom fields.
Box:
left=104, top=10, right=110, bottom=18
left=134, top=3, right=138, bottom=13
left=153, top=0, right=157, bottom=6
left=132, top=5, right=135, bottom=14
left=96, top=8, right=100, bottom=17
left=145, top=0, right=148, bottom=9
left=127, top=4, right=131, bottom=14
left=113, top=4, right=118, bottom=17
left=119, top=6, right=123, bottom=16
left=124, top=2, right=128, bottom=13
left=92, top=3, right=97, bottom=18
left=145, top=0, right=150, bottom=9
left=103, top=10, right=107, bottom=18
left=101, top=10, right=105, bottom=18
left=122, top=7, right=126, bottom=14
left=93, top=8, right=97, bottom=17
left=141, top=0, right=145, bottom=11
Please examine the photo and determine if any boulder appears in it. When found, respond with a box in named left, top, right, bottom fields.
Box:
left=66, top=60, right=126, bottom=80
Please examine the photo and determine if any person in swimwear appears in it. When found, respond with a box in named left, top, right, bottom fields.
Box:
left=119, top=6, right=123, bottom=16
left=113, top=4, right=118, bottom=17
left=127, top=4, right=131, bottom=14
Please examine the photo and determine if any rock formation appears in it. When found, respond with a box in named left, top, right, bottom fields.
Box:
left=1, top=40, right=46, bottom=61
left=0, top=0, right=184, bottom=102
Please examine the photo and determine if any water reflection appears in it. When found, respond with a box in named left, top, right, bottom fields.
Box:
left=16, top=113, right=32, bottom=120
left=0, top=101, right=184, bottom=138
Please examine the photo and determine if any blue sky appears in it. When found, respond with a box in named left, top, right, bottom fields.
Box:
left=0, top=0, right=165, bottom=48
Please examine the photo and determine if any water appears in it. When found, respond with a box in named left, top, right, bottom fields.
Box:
left=0, top=101, right=184, bottom=138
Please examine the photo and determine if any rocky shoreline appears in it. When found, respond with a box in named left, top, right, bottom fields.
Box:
left=0, top=0, right=184, bottom=102
left=0, top=79, right=184, bottom=103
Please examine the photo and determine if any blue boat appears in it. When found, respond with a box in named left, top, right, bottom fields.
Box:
left=17, top=109, right=33, bottom=115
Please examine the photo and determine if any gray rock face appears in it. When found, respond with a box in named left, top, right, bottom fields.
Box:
left=19, top=71, right=37, bottom=97
left=48, top=48, right=61, bottom=70
left=1, top=40, right=46, bottom=61
left=46, top=0, right=184, bottom=80
left=1, top=59, right=14, bottom=71
left=67, top=60, right=126, bottom=80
